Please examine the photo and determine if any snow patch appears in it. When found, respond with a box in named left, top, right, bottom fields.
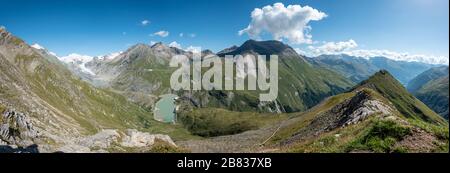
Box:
left=60, top=53, right=95, bottom=75
left=31, top=43, right=45, bottom=50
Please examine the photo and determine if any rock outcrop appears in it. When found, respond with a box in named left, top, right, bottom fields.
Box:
left=57, top=129, right=176, bottom=153
left=0, top=108, right=38, bottom=147
left=283, top=89, right=394, bottom=144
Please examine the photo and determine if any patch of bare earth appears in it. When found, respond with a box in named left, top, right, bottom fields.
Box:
left=178, top=124, right=281, bottom=153
left=395, top=128, right=442, bottom=153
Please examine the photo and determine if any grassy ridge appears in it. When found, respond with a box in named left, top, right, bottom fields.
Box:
left=357, top=70, right=445, bottom=125
left=268, top=70, right=448, bottom=153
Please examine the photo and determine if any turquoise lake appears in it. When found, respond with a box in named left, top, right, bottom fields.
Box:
left=153, top=94, right=177, bottom=123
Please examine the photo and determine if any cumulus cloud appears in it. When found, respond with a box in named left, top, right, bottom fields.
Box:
left=168, top=41, right=182, bottom=49
left=308, top=39, right=358, bottom=55
left=151, top=30, right=169, bottom=37
left=141, top=20, right=150, bottom=26
left=179, top=33, right=184, bottom=37
left=239, top=2, right=327, bottom=44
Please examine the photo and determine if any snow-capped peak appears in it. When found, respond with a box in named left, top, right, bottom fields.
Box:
left=31, top=43, right=45, bottom=50
left=97, top=52, right=122, bottom=61
left=48, top=52, right=58, bottom=57
left=60, top=53, right=93, bottom=64
left=59, top=53, right=95, bottom=75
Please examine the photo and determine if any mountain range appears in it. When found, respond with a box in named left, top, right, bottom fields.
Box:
left=68, top=39, right=355, bottom=113
left=0, top=28, right=448, bottom=153
left=307, top=54, right=438, bottom=84
left=408, top=66, right=449, bottom=119
left=180, top=70, right=448, bottom=153
left=0, top=27, right=192, bottom=153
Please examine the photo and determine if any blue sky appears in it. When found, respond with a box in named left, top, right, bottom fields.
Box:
left=0, top=0, right=448, bottom=63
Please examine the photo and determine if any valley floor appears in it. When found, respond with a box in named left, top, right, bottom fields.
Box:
left=178, top=122, right=282, bottom=153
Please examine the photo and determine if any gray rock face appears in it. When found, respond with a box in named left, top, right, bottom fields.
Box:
left=0, top=108, right=38, bottom=147
left=77, top=129, right=121, bottom=149
left=57, top=129, right=176, bottom=153
left=283, top=89, right=394, bottom=145
left=121, top=129, right=176, bottom=147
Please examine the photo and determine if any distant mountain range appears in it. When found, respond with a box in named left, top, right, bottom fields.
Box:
left=1, top=28, right=448, bottom=153
left=65, top=39, right=354, bottom=113
left=306, top=54, right=440, bottom=85
left=408, top=66, right=449, bottom=119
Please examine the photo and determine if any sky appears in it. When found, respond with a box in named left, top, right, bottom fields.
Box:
left=0, top=0, right=448, bottom=64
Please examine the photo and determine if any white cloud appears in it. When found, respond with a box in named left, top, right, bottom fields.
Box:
left=308, top=39, right=357, bottom=55
left=239, top=2, right=327, bottom=44
left=308, top=39, right=449, bottom=65
left=168, top=41, right=182, bottom=49
left=141, top=20, right=150, bottom=26
left=151, top=30, right=169, bottom=37
left=179, top=33, right=184, bottom=37
left=31, top=43, right=45, bottom=50
left=150, top=41, right=157, bottom=46
left=189, top=33, right=196, bottom=38
left=342, top=49, right=449, bottom=65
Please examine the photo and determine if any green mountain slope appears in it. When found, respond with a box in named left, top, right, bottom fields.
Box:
left=307, top=54, right=437, bottom=84
left=407, top=66, right=449, bottom=119
left=355, top=70, right=445, bottom=124
left=215, top=40, right=355, bottom=112
left=264, top=70, right=448, bottom=153
left=0, top=28, right=194, bottom=151
left=407, top=66, right=449, bottom=93
left=85, top=40, right=354, bottom=113
left=414, top=76, right=449, bottom=119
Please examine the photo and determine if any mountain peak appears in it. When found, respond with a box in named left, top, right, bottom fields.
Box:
left=201, top=49, right=214, bottom=55
left=31, top=43, right=45, bottom=50
left=123, top=43, right=153, bottom=54
left=217, top=45, right=238, bottom=56
left=356, top=70, right=445, bottom=125
left=0, top=27, right=26, bottom=47
left=357, top=70, right=403, bottom=91
left=150, top=42, right=164, bottom=48
left=217, top=39, right=298, bottom=57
